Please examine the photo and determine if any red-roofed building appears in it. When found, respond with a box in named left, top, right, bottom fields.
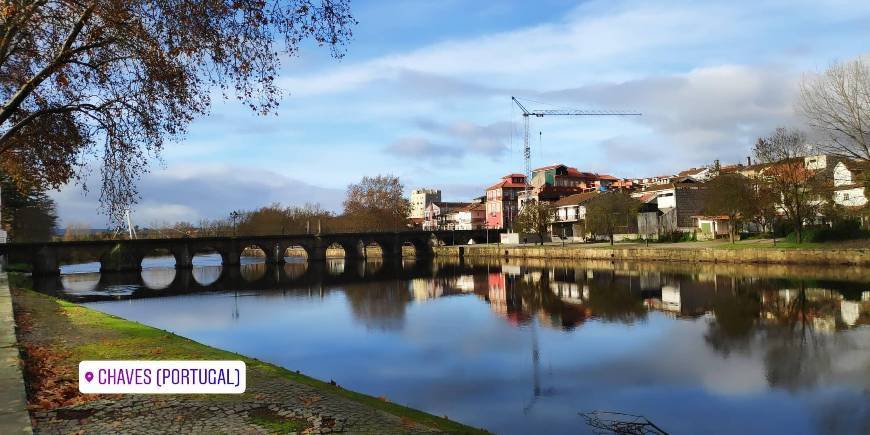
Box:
left=485, top=174, right=527, bottom=229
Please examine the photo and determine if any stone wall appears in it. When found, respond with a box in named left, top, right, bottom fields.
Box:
left=434, top=245, right=870, bottom=266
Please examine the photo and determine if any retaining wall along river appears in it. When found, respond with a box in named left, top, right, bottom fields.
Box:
left=435, top=245, right=870, bottom=266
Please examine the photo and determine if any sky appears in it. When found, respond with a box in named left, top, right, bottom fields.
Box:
left=52, top=0, right=870, bottom=227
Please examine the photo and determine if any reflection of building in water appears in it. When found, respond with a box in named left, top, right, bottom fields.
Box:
left=455, top=275, right=477, bottom=293
left=411, top=277, right=443, bottom=301
left=549, top=280, right=582, bottom=304
left=840, top=300, right=859, bottom=326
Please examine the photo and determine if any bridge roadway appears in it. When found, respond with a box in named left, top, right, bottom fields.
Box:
left=0, top=229, right=497, bottom=275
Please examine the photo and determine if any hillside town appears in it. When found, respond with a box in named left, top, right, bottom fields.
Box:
left=410, top=152, right=867, bottom=243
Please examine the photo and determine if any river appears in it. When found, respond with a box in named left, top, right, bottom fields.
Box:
left=33, top=254, right=870, bottom=434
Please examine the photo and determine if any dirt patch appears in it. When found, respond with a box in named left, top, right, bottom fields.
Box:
left=247, top=407, right=313, bottom=434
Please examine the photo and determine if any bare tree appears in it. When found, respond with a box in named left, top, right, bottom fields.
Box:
left=0, top=1, right=356, bottom=222
left=754, top=128, right=823, bottom=243
left=800, top=56, right=870, bottom=161
left=343, top=175, right=410, bottom=232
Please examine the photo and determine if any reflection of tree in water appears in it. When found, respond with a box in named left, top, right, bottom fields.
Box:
left=583, top=272, right=647, bottom=324
left=760, top=283, right=837, bottom=392
left=343, top=281, right=411, bottom=331
left=703, top=279, right=853, bottom=392
left=240, top=263, right=266, bottom=282
left=704, top=291, right=761, bottom=357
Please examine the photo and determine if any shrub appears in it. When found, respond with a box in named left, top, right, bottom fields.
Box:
left=785, top=219, right=868, bottom=243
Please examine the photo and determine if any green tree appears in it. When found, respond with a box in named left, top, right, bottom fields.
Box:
left=703, top=173, right=754, bottom=243
left=585, top=192, right=640, bottom=245
left=0, top=0, right=356, bottom=222
left=515, top=200, right=555, bottom=245
left=342, top=175, right=409, bottom=231
left=1, top=172, right=58, bottom=242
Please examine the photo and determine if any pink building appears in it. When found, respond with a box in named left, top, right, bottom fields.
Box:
left=485, top=174, right=527, bottom=230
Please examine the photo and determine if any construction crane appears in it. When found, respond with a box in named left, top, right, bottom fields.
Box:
left=511, top=96, right=642, bottom=197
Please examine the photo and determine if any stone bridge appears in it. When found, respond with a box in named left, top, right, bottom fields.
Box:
left=0, top=229, right=497, bottom=275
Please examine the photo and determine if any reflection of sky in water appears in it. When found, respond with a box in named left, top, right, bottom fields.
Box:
left=73, top=264, right=870, bottom=435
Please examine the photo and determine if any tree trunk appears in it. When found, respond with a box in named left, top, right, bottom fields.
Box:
left=794, top=221, right=802, bottom=244
left=729, top=217, right=735, bottom=244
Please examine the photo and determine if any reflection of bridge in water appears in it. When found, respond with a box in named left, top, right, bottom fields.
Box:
left=36, top=258, right=455, bottom=302
left=0, top=229, right=496, bottom=274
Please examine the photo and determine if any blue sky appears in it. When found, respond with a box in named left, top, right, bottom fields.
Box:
left=53, top=0, right=870, bottom=227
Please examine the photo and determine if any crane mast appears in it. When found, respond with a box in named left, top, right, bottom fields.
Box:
left=511, top=96, right=641, bottom=200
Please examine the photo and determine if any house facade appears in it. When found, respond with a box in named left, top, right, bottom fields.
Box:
left=453, top=202, right=486, bottom=230
left=550, top=192, right=599, bottom=240
left=633, top=181, right=706, bottom=233
left=485, top=174, right=527, bottom=230
left=832, top=160, right=868, bottom=208
left=422, top=201, right=470, bottom=230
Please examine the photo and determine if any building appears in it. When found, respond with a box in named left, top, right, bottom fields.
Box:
left=633, top=181, right=706, bottom=233
left=485, top=174, right=527, bottom=230
left=422, top=201, right=471, bottom=230
left=551, top=192, right=599, bottom=240
left=453, top=202, right=486, bottom=230
left=531, top=164, right=617, bottom=191
left=832, top=160, right=868, bottom=208
left=692, top=215, right=731, bottom=240
left=518, top=164, right=621, bottom=210
left=409, top=188, right=441, bottom=220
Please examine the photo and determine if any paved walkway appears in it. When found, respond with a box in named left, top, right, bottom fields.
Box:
left=0, top=272, right=33, bottom=434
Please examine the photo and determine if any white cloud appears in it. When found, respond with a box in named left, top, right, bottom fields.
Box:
left=51, top=164, right=344, bottom=227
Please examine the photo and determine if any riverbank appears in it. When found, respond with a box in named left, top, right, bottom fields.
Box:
left=436, top=240, right=870, bottom=266
left=7, top=273, right=485, bottom=434
left=0, top=272, right=32, bottom=434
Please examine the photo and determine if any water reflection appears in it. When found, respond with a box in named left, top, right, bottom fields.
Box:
left=39, top=257, right=870, bottom=435
left=192, top=266, right=222, bottom=286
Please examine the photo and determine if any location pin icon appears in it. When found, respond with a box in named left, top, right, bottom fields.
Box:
left=85, top=371, right=94, bottom=382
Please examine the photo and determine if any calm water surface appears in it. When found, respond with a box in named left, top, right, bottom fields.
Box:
left=38, top=255, right=870, bottom=435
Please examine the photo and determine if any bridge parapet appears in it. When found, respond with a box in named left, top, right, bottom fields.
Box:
left=0, top=229, right=499, bottom=275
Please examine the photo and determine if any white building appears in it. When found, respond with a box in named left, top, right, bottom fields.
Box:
left=409, top=188, right=441, bottom=220
left=832, top=160, right=867, bottom=208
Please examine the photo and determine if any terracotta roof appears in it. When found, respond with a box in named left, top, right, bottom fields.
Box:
left=554, top=192, right=600, bottom=207
left=458, top=202, right=486, bottom=212
left=486, top=179, right=528, bottom=191
left=691, top=215, right=731, bottom=220
left=431, top=201, right=470, bottom=210
left=638, top=193, right=657, bottom=203
left=486, top=174, right=528, bottom=191
left=677, top=167, right=705, bottom=177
